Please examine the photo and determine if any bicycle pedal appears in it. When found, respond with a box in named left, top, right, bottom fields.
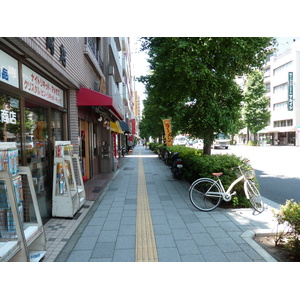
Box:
left=231, top=191, right=237, bottom=196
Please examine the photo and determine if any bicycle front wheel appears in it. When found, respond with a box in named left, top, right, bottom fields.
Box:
left=189, top=179, right=222, bottom=211
left=246, top=180, right=264, bottom=213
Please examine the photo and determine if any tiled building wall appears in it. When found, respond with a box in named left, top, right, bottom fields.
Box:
left=23, top=37, right=101, bottom=90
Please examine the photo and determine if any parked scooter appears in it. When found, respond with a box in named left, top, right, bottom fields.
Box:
left=170, top=152, right=184, bottom=179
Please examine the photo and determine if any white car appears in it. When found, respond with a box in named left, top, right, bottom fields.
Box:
left=193, top=139, right=203, bottom=149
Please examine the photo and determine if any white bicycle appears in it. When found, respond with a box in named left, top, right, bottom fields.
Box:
left=189, top=160, right=264, bottom=212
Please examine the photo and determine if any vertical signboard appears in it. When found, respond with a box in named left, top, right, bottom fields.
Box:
left=162, top=119, right=173, bottom=146
left=288, top=72, right=293, bottom=111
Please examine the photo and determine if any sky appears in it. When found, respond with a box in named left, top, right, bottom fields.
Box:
left=130, top=37, right=150, bottom=108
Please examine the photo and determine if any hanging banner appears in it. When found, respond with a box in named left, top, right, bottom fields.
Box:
left=162, top=118, right=173, bottom=146
left=288, top=72, right=293, bottom=111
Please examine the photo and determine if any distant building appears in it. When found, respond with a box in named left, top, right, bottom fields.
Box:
left=259, top=39, right=300, bottom=146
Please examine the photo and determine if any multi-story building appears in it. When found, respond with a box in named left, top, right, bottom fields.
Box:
left=0, top=37, right=135, bottom=221
left=260, top=40, right=300, bottom=146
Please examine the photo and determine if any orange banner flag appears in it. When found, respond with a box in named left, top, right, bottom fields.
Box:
left=162, top=119, right=173, bottom=146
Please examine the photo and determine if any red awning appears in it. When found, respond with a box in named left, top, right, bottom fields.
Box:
left=77, top=87, right=124, bottom=120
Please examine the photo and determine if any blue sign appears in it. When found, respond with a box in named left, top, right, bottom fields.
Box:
left=288, top=72, right=293, bottom=111
left=1, top=67, right=9, bottom=81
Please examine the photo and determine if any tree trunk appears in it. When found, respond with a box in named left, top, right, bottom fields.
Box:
left=203, top=140, right=212, bottom=155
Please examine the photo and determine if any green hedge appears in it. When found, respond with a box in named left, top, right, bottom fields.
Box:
left=149, top=143, right=257, bottom=208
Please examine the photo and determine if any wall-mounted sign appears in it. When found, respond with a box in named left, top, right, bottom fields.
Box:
left=0, top=50, right=19, bottom=88
left=288, top=72, right=293, bottom=111
left=45, top=37, right=67, bottom=67
left=22, top=65, right=64, bottom=107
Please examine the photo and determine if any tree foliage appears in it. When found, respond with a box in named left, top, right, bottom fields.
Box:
left=139, top=37, right=276, bottom=154
left=244, top=69, right=271, bottom=135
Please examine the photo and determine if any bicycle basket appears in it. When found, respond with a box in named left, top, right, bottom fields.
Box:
left=244, top=168, right=255, bottom=179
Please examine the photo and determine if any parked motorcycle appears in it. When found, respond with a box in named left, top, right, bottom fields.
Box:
left=170, top=152, right=184, bottom=179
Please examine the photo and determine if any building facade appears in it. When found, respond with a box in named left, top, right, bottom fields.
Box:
left=260, top=41, right=300, bottom=146
left=0, top=37, right=135, bottom=221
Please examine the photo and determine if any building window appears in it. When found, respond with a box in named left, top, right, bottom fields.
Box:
left=273, top=83, right=287, bottom=94
left=273, top=101, right=288, bottom=111
left=274, top=119, right=293, bottom=127
left=87, top=37, right=103, bottom=70
left=273, top=61, right=292, bottom=76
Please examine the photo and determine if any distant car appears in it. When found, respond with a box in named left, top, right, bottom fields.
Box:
left=193, top=139, right=203, bottom=149
left=173, top=135, right=187, bottom=146
left=212, top=133, right=230, bottom=149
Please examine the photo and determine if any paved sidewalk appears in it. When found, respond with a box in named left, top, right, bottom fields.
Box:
left=54, top=145, right=281, bottom=262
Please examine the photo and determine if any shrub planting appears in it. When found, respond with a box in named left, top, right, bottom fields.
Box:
left=149, top=143, right=257, bottom=208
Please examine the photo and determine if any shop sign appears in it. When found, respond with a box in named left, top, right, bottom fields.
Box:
left=162, top=118, right=173, bottom=146
left=0, top=109, right=16, bottom=124
left=22, top=65, right=64, bottom=107
left=288, top=72, right=293, bottom=111
left=45, top=38, right=67, bottom=68
left=0, top=50, right=19, bottom=88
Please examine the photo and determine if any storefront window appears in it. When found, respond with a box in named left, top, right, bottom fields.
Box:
left=25, top=105, right=50, bottom=216
left=51, top=109, right=63, bottom=142
left=0, top=92, right=21, bottom=146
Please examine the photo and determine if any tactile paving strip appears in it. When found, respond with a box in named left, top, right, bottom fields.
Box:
left=135, top=152, right=158, bottom=262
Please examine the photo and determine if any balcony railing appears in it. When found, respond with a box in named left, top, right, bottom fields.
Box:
left=87, top=37, right=103, bottom=70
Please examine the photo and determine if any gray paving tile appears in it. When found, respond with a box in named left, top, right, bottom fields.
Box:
left=67, top=250, right=92, bottom=262
left=199, top=217, right=219, bottom=227
left=115, top=235, right=135, bottom=249
left=155, top=235, right=176, bottom=248
left=157, top=247, right=181, bottom=262
left=181, top=254, right=206, bottom=262
left=186, top=222, right=207, bottom=233
left=205, top=226, right=229, bottom=238
left=176, top=239, right=201, bottom=255
left=81, top=225, right=102, bottom=237
left=213, top=237, right=242, bottom=253
left=153, top=224, right=172, bottom=235
left=102, top=220, right=121, bottom=231
left=118, top=224, right=136, bottom=235
left=91, top=242, right=115, bottom=258
left=73, top=236, right=98, bottom=250
left=152, top=215, right=169, bottom=225
left=98, top=230, right=118, bottom=242
left=238, top=242, right=265, bottom=261
left=192, top=232, right=216, bottom=246
left=172, top=228, right=192, bottom=240
left=217, top=221, right=241, bottom=232
left=181, top=214, right=200, bottom=223
left=120, top=216, right=136, bottom=225
left=168, top=218, right=186, bottom=229
left=199, top=245, right=229, bottom=262
left=225, top=251, right=253, bottom=262
left=113, top=249, right=135, bottom=262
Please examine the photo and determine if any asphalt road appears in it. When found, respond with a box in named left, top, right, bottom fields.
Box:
left=212, top=145, right=300, bottom=205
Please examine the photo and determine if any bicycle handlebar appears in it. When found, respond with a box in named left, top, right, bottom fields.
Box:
left=227, top=160, right=250, bottom=172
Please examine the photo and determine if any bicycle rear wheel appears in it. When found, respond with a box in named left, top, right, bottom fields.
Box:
left=189, top=179, right=222, bottom=211
left=246, top=180, right=264, bottom=213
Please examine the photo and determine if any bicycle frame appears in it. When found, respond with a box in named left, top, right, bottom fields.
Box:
left=206, top=167, right=250, bottom=202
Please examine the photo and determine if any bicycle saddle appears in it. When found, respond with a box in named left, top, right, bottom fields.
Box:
left=212, top=172, right=223, bottom=177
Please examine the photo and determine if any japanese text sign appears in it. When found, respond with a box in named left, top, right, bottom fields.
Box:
left=162, top=119, right=173, bottom=146
left=22, top=65, right=64, bottom=107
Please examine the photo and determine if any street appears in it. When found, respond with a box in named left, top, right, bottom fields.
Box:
left=212, top=145, right=300, bottom=205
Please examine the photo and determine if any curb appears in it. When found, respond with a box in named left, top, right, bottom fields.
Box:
left=241, top=229, right=277, bottom=262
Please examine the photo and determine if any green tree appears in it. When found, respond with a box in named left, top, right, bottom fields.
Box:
left=139, top=37, right=275, bottom=154
left=244, top=69, right=271, bottom=141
